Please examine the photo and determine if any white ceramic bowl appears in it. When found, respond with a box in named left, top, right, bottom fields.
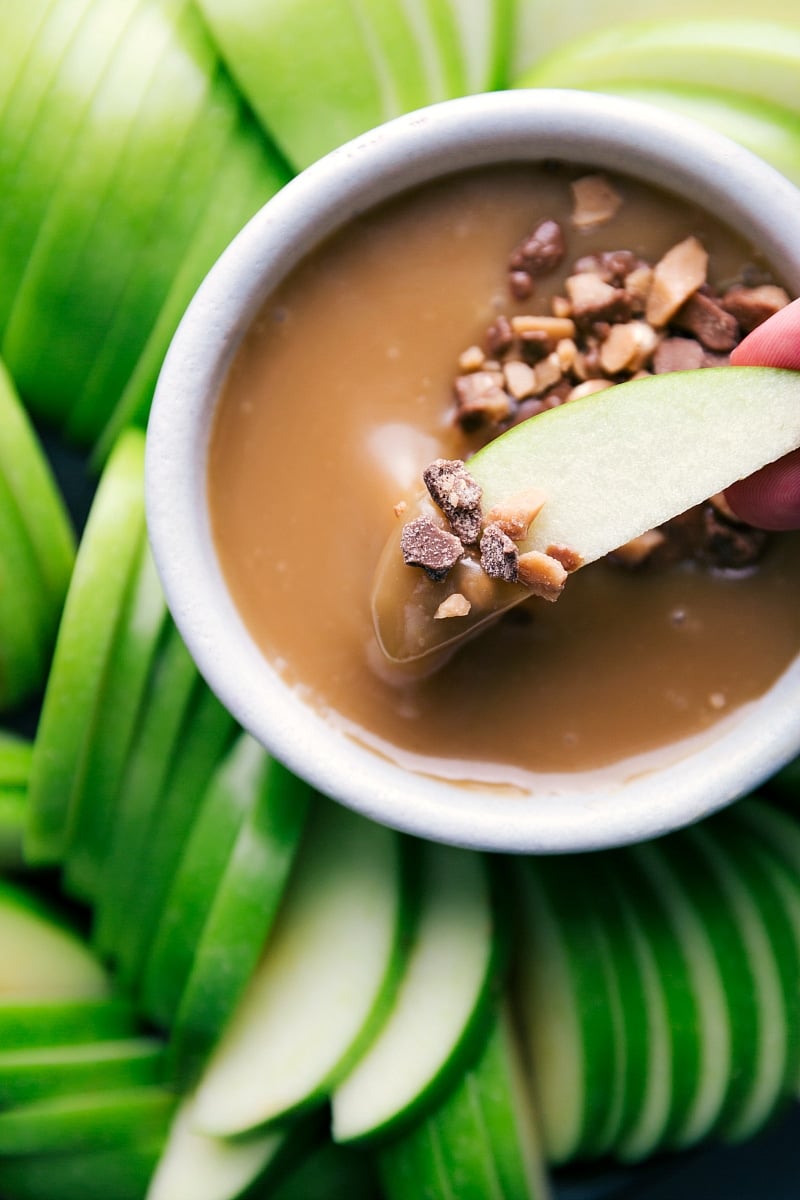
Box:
left=146, top=88, right=800, bottom=854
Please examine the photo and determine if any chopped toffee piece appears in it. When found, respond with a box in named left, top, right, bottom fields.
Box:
left=652, top=337, right=706, bottom=374
left=599, top=321, right=660, bottom=374
left=565, top=273, right=634, bottom=328
left=434, top=593, right=472, bottom=619
left=720, top=283, right=790, bottom=332
left=422, top=458, right=484, bottom=545
left=485, top=315, right=514, bottom=357
left=457, top=344, right=485, bottom=372
left=517, top=550, right=568, bottom=600
left=485, top=487, right=547, bottom=540
left=453, top=370, right=512, bottom=428
left=570, top=174, right=623, bottom=229
left=546, top=544, right=584, bottom=573
left=480, top=523, right=520, bottom=583
left=674, top=291, right=739, bottom=351
left=701, top=507, right=768, bottom=570
left=646, top=236, right=708, bottom=327
left=610, top=530, right=667, bottom=567
left=509, top=218, right=566, bottom=296
left=400, top=516, right=463, bottom=581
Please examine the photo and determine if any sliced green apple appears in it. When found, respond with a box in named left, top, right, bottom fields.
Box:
left=509, top=0, right=800, bottom=79
left=0, top=879, right=109, bottom=1001
left=520, top=18, right=800, bottom=113
left=167, top=757, right=310, bottom=1085
left=0, top=1037, right=166, bottom=1106
left=191, top=800, right=412, bottom=1135
left=0, top=1138, right=164, bottom=1200
left=0, top=0, right=57, bottom=121
left=0, top=998, right=137, bottom=1052
left=24, top=429, right=146, bottom=865
left=0, top=735, right=31, bottom=866
left=686, top=821, right=796, bottom=1142
left=446, top=0, right=513, bottom=92
left=331, top=841, right=499, bottom=1145
left=380, top=1005, right=551, bottom=1199
left=92, top=621, right=198, bottom=957
left=0, top=358, right=74, bottom=611
left=0, top=1086, right=175, bottom=1154
left=138, top=738, right=310, bottom=1031
left=62, top=539, right=168, bottom=902
left=145, top=1096, right=315, bottom=1200
left=91, top=101, right=287, bottom=463
left=595, top=85, right=800, bottom=188
left=113, top=685, right=237, bottom=991
left=512, top=855, right=617, bottom=1164
left=372, top=366, right=800, bottom=664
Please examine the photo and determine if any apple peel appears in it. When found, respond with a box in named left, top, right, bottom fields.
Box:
left=372, top=366, right=800, bottom=664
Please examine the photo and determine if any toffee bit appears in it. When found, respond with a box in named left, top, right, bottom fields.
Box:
left=485, top=315, right=514, bottom=358
left=646, top=236, right=708, bottom=328
left=565, top=274, right=633, bottom=327
left=434, top=593, right=471, bottom=619
left=720, top=283, right=790, bottom=332
left=546, top=544, right=584, bottom=573
left=570, top=174, right=623, bottom=229
left=610, top=529, right=667, bottom=567
left=652, top=337, right=705, bottom=374
left=510, top=270, right=534, bottom=300
left=517, top=550, right=568, bottom=600
left=400, top=516, right=463, bottom=581
left=423, top=458, right=484, bottom=545
left=453, top=371, right=512, bottom=428
left=485, top=487, right=547, bottom=540
left=480, top=523, right=519, bottom=583
left=701, top=506, right=767, bottom=570
left=673, top=291, right=739, bottom=352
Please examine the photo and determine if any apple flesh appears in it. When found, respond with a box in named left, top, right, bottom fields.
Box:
left=373, top=366, right=800, bottom=664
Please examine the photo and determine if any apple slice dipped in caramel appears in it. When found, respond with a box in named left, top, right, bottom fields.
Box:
left=372, top=365, right=800, bottom=665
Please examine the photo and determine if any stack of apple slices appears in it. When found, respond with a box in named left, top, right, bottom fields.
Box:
left=0, top=876, right=174, bottom=1200
left=0, top=734, right=31, bottom=869
left=0, top=362, right=74, bottom=712
left=0, top=0, right=289, bottom=452
left=514, top=18, right=800, bottom=187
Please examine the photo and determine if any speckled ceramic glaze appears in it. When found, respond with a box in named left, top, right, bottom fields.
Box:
left=146, top=89, right=800, bottom=853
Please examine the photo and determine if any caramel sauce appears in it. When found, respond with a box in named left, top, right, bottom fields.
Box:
left=208, top=165, right=800, bottom=782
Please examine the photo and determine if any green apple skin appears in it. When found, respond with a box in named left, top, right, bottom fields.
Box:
left=592, top=85, right=800, bottom=187
left=513, top=856, right=617, bottom=1164
left=191, top=801, right=414, bottom=1135
left=0, top=879, right=110, bottom=1002
left=645, top=830, right=757, bottom=1148
left=0, top=1037, right=166, bottom=1106
left=0, top=1138, right=164, bottom=1200
left=92, top=621, right=199, bottom=959
left=331, top=841, right=501, bottom=1146
left=113, top=685, right=238, bottom=991
left=24, top=429, right=146, bottom=866
left=514, top=16, right=800, bottom=107
left=0, top=998, right=137, bottom=1052
left=63, top=541, right=168, bottom=903
left=511, top=3, right=800, bottom=78
left=167, top=758, right=311, bottom=1086
left=0, top=0, right=58, bottom=120
left=271, top=1141, right=382, bottom=1200
left=686, top=821, right=797, bottom=1143
left=91, top=100, right=286, bottom=463
left=139, top=738, right=310, bottom=1033
left=0, top=1086, right=176, bottom=1155
left=0, top=359, right=74, bottom=610
left=0, top=466, right=53, bottom=712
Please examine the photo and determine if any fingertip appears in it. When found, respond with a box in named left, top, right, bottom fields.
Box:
left=725, top=448, right=800, bottom=531
left=730, top=297, right=800, bottom=370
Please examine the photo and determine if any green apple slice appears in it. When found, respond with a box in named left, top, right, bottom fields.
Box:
left=0, top=358, right=74, bottom=609
left=686, top=821, right=796, bottom=1142
left=446, top=0, right=513, bottom=92
left=380, top=1006, right=551, bottom=1200
left=92, top=620, right=198, bottom=958
left=0, top=1037, right=165, bottom=1106
left=0, top=1138, right=164, bottom=1200
left=626, top=838, right=731, bottom=1151
left=595, top=85, right=800, bottom=188
left=0, top=998, right=137, bottom=1052
left=91, top=107, right=286, bottom=465
left=166, top=758, right=310, bottom=1086
left=0, top=1086, right=175, bottom=1155
left=520, top=18, right=800, bottom=112
left=648, top=828, right=758, bottom=1146
left=0, top=735, right=31, bottom=868
left=0, top=0, right=56, bottom=121
left=0, top=0, right=137, bottom=335
left=62, top=539, right=168, bottom=902
left=24, top=428, right=146, bottom=865
left=331, top=842, right=499, bottom=1145
left=191, top=800, right=412, bottom=1135
left=513, top=855, right=616, bottom=1163
left=145, top=1096, right=315, bottom=1200
left=138, top=737, right=310, bottom=1031
left=0, top=879, right=109, bottom=1001
left=114, top=686, right=238, bottom=991
left=510, top=1, right=800, bottom=79
left=372, top=366, right=800, bottom=664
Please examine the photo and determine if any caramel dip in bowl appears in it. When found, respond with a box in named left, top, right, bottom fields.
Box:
left=146, top=89, right=800, bottom=854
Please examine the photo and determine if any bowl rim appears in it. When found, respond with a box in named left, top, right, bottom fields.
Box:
left=146, top=87, right=800, bottom=854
